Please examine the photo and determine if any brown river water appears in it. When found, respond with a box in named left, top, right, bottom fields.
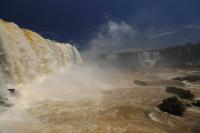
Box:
left=0, top=68, right=200, bottom=133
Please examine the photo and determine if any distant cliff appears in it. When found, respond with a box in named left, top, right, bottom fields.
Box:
left=100, top=50, right=160, bottom=69
left=0, top=19, right=82, bottom=85
left=158, top=42, right=200, bottom=67
left=100, top=42, right=200, bottom=69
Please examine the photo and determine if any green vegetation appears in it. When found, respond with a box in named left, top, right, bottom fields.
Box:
left=165, top=86, right=195, bottom=99
left=173, top=75, right=200, bottom=82
left=134, top=80, right=148, bottom=86
left=159, top=41, right=200, bottom=67
left=158, top=96, right=186, bottom=116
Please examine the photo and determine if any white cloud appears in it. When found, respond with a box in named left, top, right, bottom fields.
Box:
left=86, top=20, right=200, bottom=55
left=183, top=24, right=200, bottom=30
left=149, top=31, right=177, bottom=39
left=87, top=20, right=176, bottom=54
left=88, top=20, right=141, bottom=54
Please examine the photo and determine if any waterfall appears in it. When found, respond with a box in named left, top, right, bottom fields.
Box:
left=101, top=50, right=161, bottom=69
left=0, top=19, right=82, bottom=85
left=136, top=50, right=160, bottom=68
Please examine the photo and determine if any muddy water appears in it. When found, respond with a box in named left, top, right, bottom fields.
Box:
left=1, top=68, right=200, bottom=133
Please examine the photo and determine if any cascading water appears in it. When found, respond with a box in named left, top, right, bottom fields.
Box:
left=0, top=19, right=121, bottom=133
left=0, top=19, right=82, bottom=85
left=101, top=50, right=161, bottom=69
left=0, top=20, right=199, bottom=133
left=0, top=19, right=94, bottom=132
left=136, top=50, right=160, bottom=68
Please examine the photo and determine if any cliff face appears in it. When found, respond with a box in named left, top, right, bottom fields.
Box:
left=0, top=19, right=82, bottom=85
left=100, top=43, right=200, bottom=69
left=158, top=44, right=200, bottom=67
left=100, top=50, right=161, bottom=69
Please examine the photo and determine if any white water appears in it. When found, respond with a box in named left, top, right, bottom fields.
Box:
left=103, top=50, right=161, bottom=69
left=0, top=20, right=115, bottom=132
left=0, top=20, right=199, bottom=133
left=136, top=50, right=160, bottom=68
left=0, top=19, right=82, bottom=86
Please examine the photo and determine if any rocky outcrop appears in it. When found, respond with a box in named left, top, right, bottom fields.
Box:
left=173, top=75, right=200, bottom=82
left=99, top=42, right=200, bottom=69
left=165, top=86, right=195, bottom=100
left=158, top=96, right=186, bottom=116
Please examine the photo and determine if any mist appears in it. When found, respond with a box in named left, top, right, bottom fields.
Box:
left=85, top=19, right=200, bottom=57
left=0, top=63, right=125, bottom=132
left=0, top=1, right=200, bottom=131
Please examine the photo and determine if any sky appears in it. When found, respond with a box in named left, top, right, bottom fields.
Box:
left=1, top=0, right=200, bottom=52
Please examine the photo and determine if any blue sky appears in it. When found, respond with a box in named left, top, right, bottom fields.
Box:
left=1, top=0, right=200, bottom=51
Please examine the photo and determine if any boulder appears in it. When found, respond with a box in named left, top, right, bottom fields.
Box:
left=134, top=80, right=148, bottom=86
left=158, top=96, right=186, bottom=116
left=0, top=95, right=11, bottom=107
left=192, top=100, right=200, bottom=107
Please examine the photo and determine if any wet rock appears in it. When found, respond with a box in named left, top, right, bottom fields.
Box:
left=158, top=96, right=186, bottom=116
left=173, top=75, right=200, bottom=82
left=181, top=99, right=192, bottom=107
left=7, top=88, right=15, bottom=94
left=165, top=86, right=194, bottom=99
left=0, top=89, right=15, bottom=108
left=192, top=100, right=200, bottom=107
left=0, top=95, right=12, bottom=107
left=7, top=88, right=20, bottom=97
left=134, top=80, right=147, bottom=86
